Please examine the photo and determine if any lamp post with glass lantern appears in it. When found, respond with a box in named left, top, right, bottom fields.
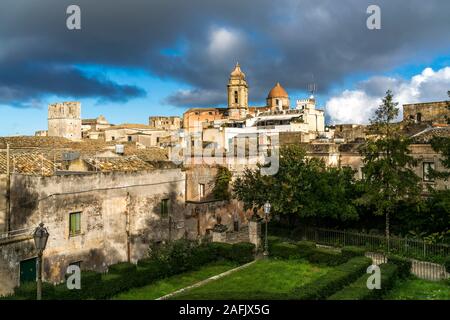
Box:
left=33, top=223, right=49, bottom=300
left=263, top=202, right=271, bottom=257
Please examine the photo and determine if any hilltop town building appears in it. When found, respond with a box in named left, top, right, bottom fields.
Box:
left=403, top=101, right=450, bottom=124
left=48, top=102, right=82, bottom=140
left=149, top=116, right=181, bottom=131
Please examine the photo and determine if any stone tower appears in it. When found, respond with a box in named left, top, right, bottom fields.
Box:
left=48, top=102, right=82, bottom=140
left=227, top=63, right=248, bottom=120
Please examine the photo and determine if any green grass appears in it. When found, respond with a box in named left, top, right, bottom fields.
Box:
left=385, top=277, right=450, bottom=300
left=172, top=259, right=331, bottom=300
left=113, top=261, right=237, bottom=300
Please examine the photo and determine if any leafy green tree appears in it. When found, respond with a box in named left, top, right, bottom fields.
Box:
left=233, top=144, right=358, bottom=225
left=232, top=165, right=273, bottom=211
left=358, top=90, right=421, bottom=241
left=212, top=166, right=233, bottom=200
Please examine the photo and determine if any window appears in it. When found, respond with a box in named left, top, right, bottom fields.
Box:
left=234, top=91, right=238, bottom=104
left=423, top=162, right=435, bottom=182
left=199, top=183, right=205, bottom=199
left=160, top=199, right=169, bottom=218
left=111, top=136, right=115, bottom=141
left=416, top=113, right=422, bottom=122
left=69, top=212, right=81, bottom=236
left=127, top=136, right=132, bottom=142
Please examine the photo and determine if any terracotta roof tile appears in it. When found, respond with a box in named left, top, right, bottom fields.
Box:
left=83, top=156, right=153, bottom=172
left=0, top=152, right=55, bottom=176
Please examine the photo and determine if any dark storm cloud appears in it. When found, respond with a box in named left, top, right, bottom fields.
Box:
left=0, top=0, right=449, bottom=108
left=0, top=63, right=146, bottom=108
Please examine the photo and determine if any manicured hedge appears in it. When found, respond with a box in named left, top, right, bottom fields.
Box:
left=10, top=240, right=255, bottom=300
left=291, top=256, right=372, bottom=300
left=387, top=255, right=411, bottom=278
left=12, top=282, right=55, bottom=300
left=271, top=242, right=300, bottom=259
left=341, top=246, right=366, bottom=259
left=328, top=263, right=399, bottom=300
left=209, top=242, right=234, bottom=260
left=230, top=242, right=256, bottom=264
left=307, top=247, right=346, bottom=266
left=271, top=241, right=365, bottom=267
left=296, top=241, right=316, bottom=251
left=108, top=262, right=137, bottom=275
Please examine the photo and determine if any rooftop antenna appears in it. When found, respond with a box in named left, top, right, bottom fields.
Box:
left=307, top=83, right=316, bottom=100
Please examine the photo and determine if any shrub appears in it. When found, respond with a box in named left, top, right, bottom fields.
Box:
left=341, top=246, right=366, bottom=259
left=307, top=247, right=346, bottom=266
left=209, top=242, right=234, bottom=260
left=267, top=236, right=282, bottom=251
left=271, top=242, right=300, bottom=259
left=13, top=282, right=55, bottom=300
left=230, top=242, right=255, bottom=264
left=108, top=262, right=137, bottom=275
left=328, top=263, right=399, bottom=300
left=387, top=255, right=411, bottom=278
left=296, top=241, right=316, bottom=250
left=189, top=243, right=217, bottom=267
left=291, top=256, right=372, bottom=300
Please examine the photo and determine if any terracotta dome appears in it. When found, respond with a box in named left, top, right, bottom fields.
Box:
left=230, top=63, right=246, bottom=78
left=267, top=82, right=289, bottom=98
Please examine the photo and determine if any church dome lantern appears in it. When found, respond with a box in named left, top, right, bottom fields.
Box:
left=230, top=63, right=246, bottom=79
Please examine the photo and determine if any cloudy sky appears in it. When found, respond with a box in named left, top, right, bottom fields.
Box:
left=0, top=0, right=449, bottom=135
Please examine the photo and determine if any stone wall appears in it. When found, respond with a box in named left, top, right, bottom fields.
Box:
left=0, top=174, right=6, bottom=232
left=0, top=168, right=186, bottom=296
left=403, top=101, right=450, bottom=123
left=48, top=102, right=82, bottom=140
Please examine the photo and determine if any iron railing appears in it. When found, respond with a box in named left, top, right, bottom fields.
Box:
left=291, top=226, right=450, bottom=264
left=0, top=227, right=34, bottom=241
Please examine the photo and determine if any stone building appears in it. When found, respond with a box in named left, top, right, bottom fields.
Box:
left=403, top=100, right=450, bottom=124
left=48, top=102, right=82, bottom=140
left=81, top=115, right=111, bottom=139
left=149, top=116, right=181, bottom=131
left=103, top=124, right=169, bottom=146
left=0, top=162, right=187, bottom=296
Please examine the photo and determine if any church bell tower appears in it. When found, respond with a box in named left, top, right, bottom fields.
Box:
left=227, top=63, right=248, bottom=120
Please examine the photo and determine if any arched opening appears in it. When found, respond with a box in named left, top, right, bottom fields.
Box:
left=416, top=112, right=422, bottom=122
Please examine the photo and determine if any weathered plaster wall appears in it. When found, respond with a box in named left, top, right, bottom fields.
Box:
left=403, top=101, right=450, bottom=123
left=0, top=174, right=6, bottom=232
left=0, top=168, right=186, bottom=296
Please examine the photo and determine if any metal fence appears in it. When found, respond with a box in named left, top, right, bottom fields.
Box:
left=288, top=226, right=450, bottom=281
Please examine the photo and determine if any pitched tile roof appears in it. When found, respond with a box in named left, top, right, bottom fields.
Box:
left=83, top=155, right=154, bottom=172
left=0, top=152, right=55, bottom=176
left=411, top=126, right=450, bottom=144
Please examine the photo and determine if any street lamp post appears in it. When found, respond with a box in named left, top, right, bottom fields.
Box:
left=33, top=223, right=49, bottom=300
left=263, top=202, right=271, bottom=257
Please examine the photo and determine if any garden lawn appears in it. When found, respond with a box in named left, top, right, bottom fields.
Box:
left=385, top=277, right=450, bottom=300
left=172, top=259, right=331, bottom=300
left=113, top=261, right=238, bottom=300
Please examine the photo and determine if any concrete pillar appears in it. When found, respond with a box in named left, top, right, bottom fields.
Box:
left=248, top=220, right=261, bottom=250
left=212, top=231, right=227, bottom=243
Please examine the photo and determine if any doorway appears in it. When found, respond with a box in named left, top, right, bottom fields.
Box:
left=20, top=257, right=37, bottom=285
